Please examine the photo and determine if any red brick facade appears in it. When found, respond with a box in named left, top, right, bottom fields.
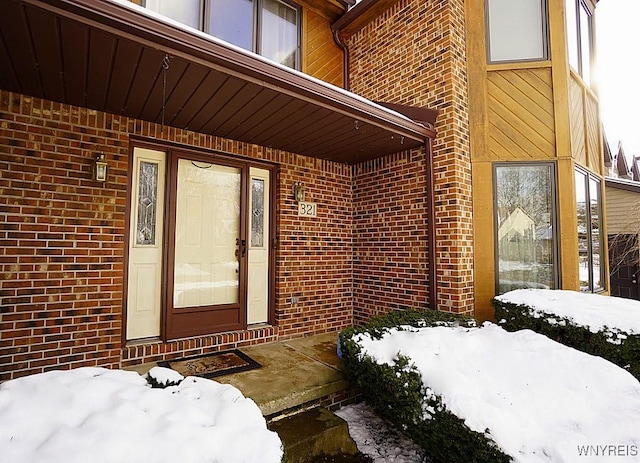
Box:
left=1, top=0, right=476, bottom=381
left=0, top=91, right=354, bottom=381
left=353, top=149, right=431, bottom=324
left=347, top=0, right=474, bottom=314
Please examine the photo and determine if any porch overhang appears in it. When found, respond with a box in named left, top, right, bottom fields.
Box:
left=0, top=0, right=436, bottom=164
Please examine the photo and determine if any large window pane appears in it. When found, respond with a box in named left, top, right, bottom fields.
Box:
left=144, top=0, right=201, bottom=29
left=495, top=164, right=557, bottom=294
left=576, top=170, right=590, bottom=290
left=486, top=0, right=547, bottom=62
left=209, top=0, right=254, bottom=51
left=173, top=160, right=241, bottom=308
left=144, top=0, right=300, bottom=70
left=589, top=177, right=602, bottom=290
left=261, top=0, right=298, bottom=68
left=565, top=0, right=593, bottom=86
left=565, top=0, right=579, bottom=71
left=576, top=168, right=605, bottom=292
left=579, top=3, right=592, bottom=86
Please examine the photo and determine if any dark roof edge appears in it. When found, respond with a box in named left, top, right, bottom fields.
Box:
left=331, top=0, right=377, bottom=32
left=31, top=0, right=434, bottom=142
left=605, top=177, right=640, bottom=193
left=374, top=102, right=438, bottom=130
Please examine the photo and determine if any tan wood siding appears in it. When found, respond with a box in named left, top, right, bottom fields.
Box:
left=586, top=93, right=601, bottom=174
left=486, top=68, right=555, bottom=160
left=606, top=187, right=640, bottom=235
left=569, top=76, right=586, bottom=164
left=303, top=9, right=344, bottom=88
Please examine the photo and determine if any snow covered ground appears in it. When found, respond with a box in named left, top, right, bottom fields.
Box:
left=336, top=402, right=429, bottom=463
left=496, top=288, right=640, bottom=335
left=0, top=366, right=282, bottom=463
left=3, top=290, right=640, bottom=463
left=354, top=321, right=640, bottom=462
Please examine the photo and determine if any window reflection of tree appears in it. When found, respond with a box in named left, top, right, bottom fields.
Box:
left=496, top=165, right=554, bottom=293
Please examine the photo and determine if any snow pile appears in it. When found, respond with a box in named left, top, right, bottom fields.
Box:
left=496, top=289, right=640, bottom=335
left=355, top=323, right=640, bottom=463
left=0, top=367, right=282, bottom=463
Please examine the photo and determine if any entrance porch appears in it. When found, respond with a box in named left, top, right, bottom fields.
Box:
left=126, top=331, right=356, bottom=418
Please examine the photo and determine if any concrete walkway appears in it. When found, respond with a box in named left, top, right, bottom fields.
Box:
left=127, top=331, right=350, bottom=417
left=217, top=332, right=348, bottom=417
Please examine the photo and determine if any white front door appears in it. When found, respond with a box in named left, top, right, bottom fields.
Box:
left=126, top=147, right=166, bottom=340
left=126, top=147, right=273, bottom=341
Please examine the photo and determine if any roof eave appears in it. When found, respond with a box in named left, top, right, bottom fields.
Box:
left=9, top=0, right=434, bottom=162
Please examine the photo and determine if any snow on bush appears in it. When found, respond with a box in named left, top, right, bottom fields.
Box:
left=495, top=289, right=640, bottom=337
left=354, top=323, right=640, bottom=463
left=0, top=367, right=283, bottom=463
left=494, top=289, right=640, bottom=379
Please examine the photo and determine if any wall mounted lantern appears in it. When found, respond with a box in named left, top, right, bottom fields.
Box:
left=93, top=153, right=108, bottom=182
left=293, top=182, right=305, bottom=202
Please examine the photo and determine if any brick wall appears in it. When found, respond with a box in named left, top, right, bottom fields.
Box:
left=0, top=90, right=353, bottom=380
left=347, top=0, right=474, bottom=314
left=352, top=149, right=430, bottom=324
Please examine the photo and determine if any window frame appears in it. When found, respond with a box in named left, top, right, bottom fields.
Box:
left=142, top=0, right=301, bottom=70
left=493, top=161, right=561, bottom=295
left=255, top=0, right=301, bottom=69
left=565, top=0, right=594, bottom=86
left=485, top=0, right=550, bottom=64
left=575, top=166, right=605, bottom=292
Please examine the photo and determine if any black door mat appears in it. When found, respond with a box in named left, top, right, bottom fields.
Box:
left=158, top=349, right=261, bottom=379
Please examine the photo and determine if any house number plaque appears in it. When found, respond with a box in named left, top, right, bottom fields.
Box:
left=298, top=201, right=317, bottom=217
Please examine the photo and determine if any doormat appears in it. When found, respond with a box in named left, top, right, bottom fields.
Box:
left=158, top=350, right=261, bottom=379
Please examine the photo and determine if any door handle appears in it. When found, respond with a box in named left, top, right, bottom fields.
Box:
left=235, top=238, right=247, bottom=258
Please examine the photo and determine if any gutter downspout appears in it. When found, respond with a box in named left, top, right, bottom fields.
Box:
left=332, top=29, right=350, bottom=91
left=425, top=139, right=438, bottom=310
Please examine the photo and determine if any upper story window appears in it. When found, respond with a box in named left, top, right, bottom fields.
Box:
left=486, top=0, right=549, bottom=63
left=143, top=0, right=300, bottom=69
left=565, top=0, right=593, bottom=86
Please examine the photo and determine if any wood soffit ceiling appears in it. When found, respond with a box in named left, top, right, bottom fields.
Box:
left=0, top=0, right=436, bottom=164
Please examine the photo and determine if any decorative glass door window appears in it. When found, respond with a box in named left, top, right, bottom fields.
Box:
left=494, top=163, right=558, bottom=294
left=136, top=161, right=159, bottom=246
left=251, top=178, right=265, bottom=248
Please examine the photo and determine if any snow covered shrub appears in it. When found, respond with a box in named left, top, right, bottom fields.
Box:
left=339, top=310, right=510, bottom=463
left=145, top=366, right=184, bottom=388
left=493, top=292, right=640, bottom=380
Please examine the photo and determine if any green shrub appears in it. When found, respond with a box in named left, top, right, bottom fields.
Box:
left=340, top=309, right=511, bottom=463
left=493, top=298, right=640, bottom=380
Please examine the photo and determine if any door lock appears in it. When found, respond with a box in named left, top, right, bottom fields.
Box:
left=235, top=238, right=247, bottom=258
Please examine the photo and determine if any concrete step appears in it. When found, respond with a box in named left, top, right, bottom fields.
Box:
left=269, top=407, right=359, bottom=463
